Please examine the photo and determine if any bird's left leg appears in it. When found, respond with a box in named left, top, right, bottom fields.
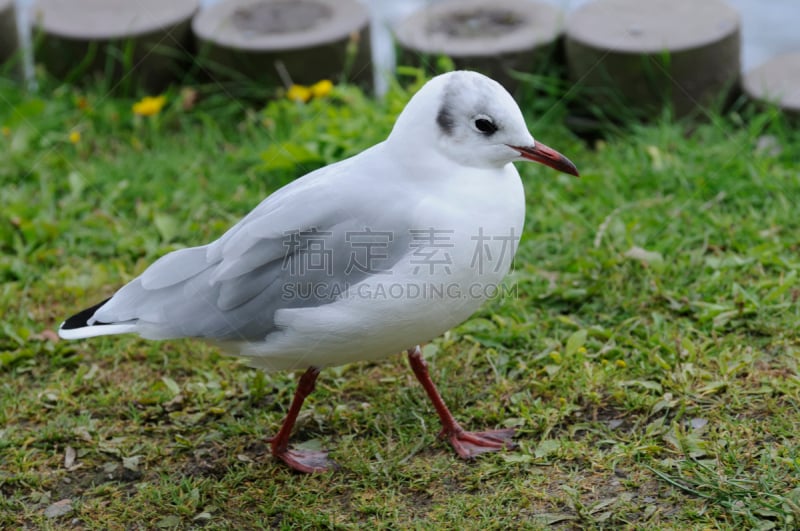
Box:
left=267, top=367, right=336, bottom=473
left=407, top=346, right=516, bottom=458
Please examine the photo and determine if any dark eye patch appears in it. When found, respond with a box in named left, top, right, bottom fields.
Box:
left=474, top=118, right=498, bottom=135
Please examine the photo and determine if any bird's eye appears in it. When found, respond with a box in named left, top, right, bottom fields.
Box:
left=474, top=118, right=498, bottom=135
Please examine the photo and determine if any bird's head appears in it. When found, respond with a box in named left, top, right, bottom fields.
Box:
left=389, top=70, right=578, bottom=175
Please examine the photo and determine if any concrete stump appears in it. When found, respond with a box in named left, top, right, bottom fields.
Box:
left=742, top=52, right=800, bottom=117
left=565, top=0, right=741, bottom=119
left=0, top=0, right=18, bottom=66
left=192, top=0, right=372, bottom=89
left=34, top=0, right=198, bottom=93
left=394, top=0, right=563, bottom=93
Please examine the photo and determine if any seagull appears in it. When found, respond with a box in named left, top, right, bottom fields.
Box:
left=58, top=71, right=578, bottom=473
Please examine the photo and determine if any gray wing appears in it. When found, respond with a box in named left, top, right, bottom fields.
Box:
left=91, top=157, right=413, bottom=341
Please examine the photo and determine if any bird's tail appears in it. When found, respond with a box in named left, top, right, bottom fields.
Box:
left=57, top=298, right=138, bottom=339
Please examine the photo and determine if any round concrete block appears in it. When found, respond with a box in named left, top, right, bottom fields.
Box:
left=34, top=0, right=198, bottom=93
left=394, top=0, right=563, bottom=92
left=0, top=0, right=18, bottom=66
left=565, top=0, right=741, bottom=118
left=742, top=52, right=800, bottom=117
left=192, top=0, right=372, bottom=89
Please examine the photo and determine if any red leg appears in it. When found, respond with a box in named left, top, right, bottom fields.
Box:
left=407, top=346, right=516, bottom=459
left=267, top=367, right=336, bottom=473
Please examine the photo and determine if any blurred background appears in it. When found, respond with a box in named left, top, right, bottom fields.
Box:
left=9, top=0, right=800, bottom=95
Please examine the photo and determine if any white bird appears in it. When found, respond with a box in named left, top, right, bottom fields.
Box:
left=59, top=71, right=578, bottom=473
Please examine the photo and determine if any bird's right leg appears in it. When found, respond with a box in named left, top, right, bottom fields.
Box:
left=267, top=367, right=336, bottom=473
left=407, top=346, right=516, bottom=458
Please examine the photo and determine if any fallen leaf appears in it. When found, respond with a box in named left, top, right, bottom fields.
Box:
left=44, top=499, right=73, bottom=519
left=565, top=329, right=587, bottom=357
left=156, top=515, right=181, bottom=528
left=123, top=455, right=143, bottom=472
left=64, top=446, right=76, bottom=468
left=82, top=363, right=100, bottom=381
left=590, top=497, right=619, bottom=513
left=98, top=440, right=123, bottom=456
left=295, top=439, right=323, bottom=451
left=534, top=439, right=561, bottom=459
left=618, top=379, right=663, bottom=393
left=73, top=426, right=93, bottom=443
left=161, top=376, right=180, bottom=396
left=40, top=391, right=59, bottom=404
left=163, top=394, right=185, bottom=412
left=534, top=513, right=576, bottom=525
left=624, top=246, right=664, bottom=268
left=193, top=512, right=212, bottom=522
left=501, top=453, right=533, bottom=464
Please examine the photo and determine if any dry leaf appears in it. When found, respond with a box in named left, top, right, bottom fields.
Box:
left=624, top=246, right=664, bottom=267
left=64, top=446, right=76, bottom=468
left=44, top=499, right=73, bottom=519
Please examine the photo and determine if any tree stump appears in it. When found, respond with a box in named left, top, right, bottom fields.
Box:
left=0, top=0, right=18, bottom=67
left=192, top=0, right=372, bottom=90
left=33, top=0, right=198, bottom=93
left=393, top=0, right=564, bottom=93
left=742, top=52, right=800, bottom=118
left=565, top=0, right=741, bottom=120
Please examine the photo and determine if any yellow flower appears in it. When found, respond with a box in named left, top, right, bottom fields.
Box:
left=69, top=130, right=81, bottom=144
left=310, top=79, right=333, bottom=98
left=132, top=95, right=167, bottom=117
left=287, top=84, right=312, bottom=103
left=615, top=359, right=627, bottom=369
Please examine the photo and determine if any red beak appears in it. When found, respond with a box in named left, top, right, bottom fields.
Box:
left=509, top=142, right=579, bottom=177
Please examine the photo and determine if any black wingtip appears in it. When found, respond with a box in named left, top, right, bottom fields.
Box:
left=61, top=298, right=112, bottom=330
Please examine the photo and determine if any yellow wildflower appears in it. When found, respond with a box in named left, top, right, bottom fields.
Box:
left=69, top=130, right=81, bottom=144
left=132, top=95, right=167, bottom=117
left=310, top=79, right=333, bottom=98
left=287, top=84, right=312, bottom=103
left=615, top=359, right=627, bottom=369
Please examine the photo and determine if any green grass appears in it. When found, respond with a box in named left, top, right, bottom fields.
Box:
left=1, top=67, right=800, bottom=529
